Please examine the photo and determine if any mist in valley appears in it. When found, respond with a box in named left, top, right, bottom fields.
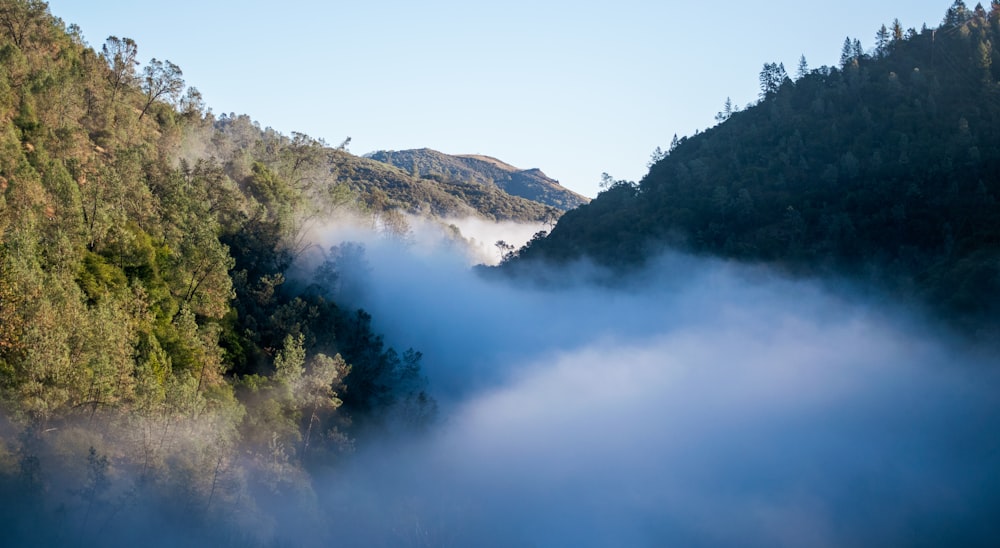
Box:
left=287, top=222, right=1000, bottom=546
left=2, top=216, right=999, bottom=547
left=6, top=2, right=1000, bottom=545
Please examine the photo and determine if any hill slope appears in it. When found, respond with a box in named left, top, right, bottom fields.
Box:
left=199, top=115, right=561, bottom=225
left=367, top=148, right=590, bottom=210
left=0, top=2, right=438, bottom=538
left=511, top=6, right=1000, bottom=335
left=329, top=149, right=561, bottom=223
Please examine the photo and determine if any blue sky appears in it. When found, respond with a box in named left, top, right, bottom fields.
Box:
left=49, top=1, right=949, bottom=197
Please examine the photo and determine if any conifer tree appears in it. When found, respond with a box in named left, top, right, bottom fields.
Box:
left=945, top=0, right=971, bottom=26
left=647, top=146, right=667, bottom=168
left=840, top=37, right=854, bottom=66
left=668, top=134, right=680, bottom=153
left=715, top=97, right=734, bottom=122
left=759, top=62, right=787, bottom=98
left=892, top=19, right=904, bottom=41
left=876, top=24, right=890, bottom=57
left=974, top=2, right=988, bottom=19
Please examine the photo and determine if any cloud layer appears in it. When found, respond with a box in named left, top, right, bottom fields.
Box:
left=8, top=221, right=995, bottom=547
left=302, top=227, right=1000, bottom=546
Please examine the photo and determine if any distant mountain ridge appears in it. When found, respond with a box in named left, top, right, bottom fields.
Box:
left=366, top=148, right=590, bottom=210
left=203, top=114, right=561, bottom=224
left=325, top=148, right=561, bottom=223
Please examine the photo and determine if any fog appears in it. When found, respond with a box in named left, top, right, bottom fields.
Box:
left=298, top=224, right=1000, bottom=546
left=6, top=220, right=999, bottom=547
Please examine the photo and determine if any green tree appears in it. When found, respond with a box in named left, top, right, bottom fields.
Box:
left=796, top=55, right=809, bottom=78
left=168, top=221, right=235, bottom=320
left=138, top=58, right=184, bottom=121
left=298, top=353, right=348, bottom=453
left=495, top=239, right=516, bottom=262
left=647, top=145, right=667, bottom=168
left=945, top=0, right=971, bottom=26
left=101, top=36, right=138, bottom=105
left=841, top=36, right=854, bottom=66
left=759, top=62, right=788, bottom=98
left=0, top=0, right=48, bottom=49
left=892, top=19, right=905, bottom=42
left=715, top=97, right=734, bottom=122
left=977, top=37, right=993, bottom=84
left=876, top=24, right=890, bottom=56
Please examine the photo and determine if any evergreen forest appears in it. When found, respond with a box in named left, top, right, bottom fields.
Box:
left=513, top=1, right=1000, bottom=339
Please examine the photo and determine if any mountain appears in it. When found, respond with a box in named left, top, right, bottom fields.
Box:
left=202, top=115, right=561, bottom=225
left=510, top=6, right=1000, bottom=336
left=327, top=149, right=561, bottom=223
left=366, top=148, right=590, bottom=210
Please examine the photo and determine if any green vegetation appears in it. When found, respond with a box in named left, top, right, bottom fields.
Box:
left=332, top=146, right=563, bottom=224
left=0, top=1, right=436, bottom=541
left=512, top=1, right=1000, bottom=337
left=5, top=0, right=996, bottom=542
left=368, top=147, right=591, bottom=211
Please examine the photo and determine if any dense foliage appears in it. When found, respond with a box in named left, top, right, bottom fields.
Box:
left=513, top=1, right=1000, bottom=337
left=0, top=1, right=436, bottom=542
left=368, top=147, right=591, bottom=211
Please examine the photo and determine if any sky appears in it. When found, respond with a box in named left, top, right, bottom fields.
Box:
left=47, top=1, right=949, bottom=197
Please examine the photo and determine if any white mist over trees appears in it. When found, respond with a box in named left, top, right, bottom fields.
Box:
left=3, top=1, right=999, bottom=546
left=296, top=233, right=1000, bottom=546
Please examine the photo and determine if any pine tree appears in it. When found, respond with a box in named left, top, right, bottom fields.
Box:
left=974, top=2, right=988, bottom=19
left=797, top=55, right=809, bottom=79
left=945, top=0, right=971, bottom=26
left=715, top=97, right=734, bottom=122
left=647, top=146, right=667, bottom=168
left=840, top=37, right=854, bottom=66
left=892, top=19, right=904, bottom=42
left=759, top=62, right=788, bottom=98
left=876, top=24, right=890, bottom=57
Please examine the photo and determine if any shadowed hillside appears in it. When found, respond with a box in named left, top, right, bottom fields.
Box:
left=510, top=2, right=1000, bottom=337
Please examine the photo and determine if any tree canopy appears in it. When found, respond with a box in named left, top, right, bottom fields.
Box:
left=0, top=1, right=436, bottom=542
left=510, top=4, right=1000, bottom=339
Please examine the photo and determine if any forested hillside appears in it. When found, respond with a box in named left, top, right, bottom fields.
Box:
left=512, top=1, right=1000, bottom=336
left=332, top=148, right=562, bottom=224
left=368, top=147, right=591, bottom=210
left=0, top=2, right=436, bottom=543
left=183, top=114, right=562, bottom=232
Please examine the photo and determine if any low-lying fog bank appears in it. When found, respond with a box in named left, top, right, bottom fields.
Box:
left=297, top=223, right=1000, bottom=547
left=5, top=219, right=996, bottom=547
